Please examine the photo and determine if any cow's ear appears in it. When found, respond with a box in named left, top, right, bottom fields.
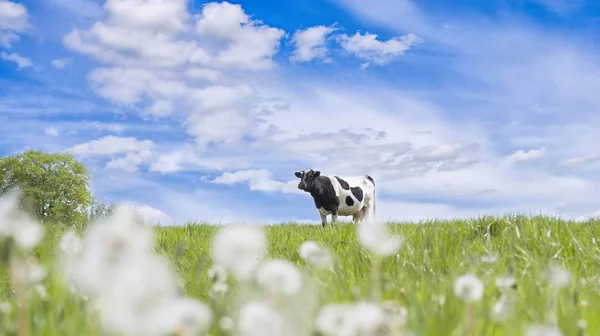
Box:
left=313, top=170, right=321, bottom=177
left=294, top=171, right=302, bottom=178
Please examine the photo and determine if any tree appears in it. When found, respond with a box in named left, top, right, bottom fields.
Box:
left=0, top=149, right=93, bottom=227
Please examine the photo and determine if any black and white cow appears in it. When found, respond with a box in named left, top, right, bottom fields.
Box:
left=294, top=169, right=376, bottom=227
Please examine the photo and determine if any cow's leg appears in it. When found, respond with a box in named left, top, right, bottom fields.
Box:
left=320, top=214, right=327, bottom=227
left=330, top=205, right=339, bottom=224
left=353, top=213, right=360, bottom=224
left=357, top=206, right=367, bottom=222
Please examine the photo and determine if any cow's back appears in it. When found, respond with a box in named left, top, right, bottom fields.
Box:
left=327, top=175, right=374, bottom=216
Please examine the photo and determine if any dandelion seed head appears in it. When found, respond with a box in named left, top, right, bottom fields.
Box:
left=209, top=282, right=229, bottom=297
left=492, top=294, right=514, bottom=322
left=316, top=303, right=358, bottom=336
left=357, top=220, right=404, bottom=257
left=578, top=320, right=587, bottom=329
left=256, top=259, right=302, bottom=295
left=237, top=301, right=284, bottom=336
left=353, top=301, right=391, bottom=335
left=453, top=273, right=484, bottom=302
left=153, top=298, right=213, bottom=336
left=219, top=316, right=234, bottom=330
left=59, top=230, right=82, bottom=256
left=12, top=259, right=46, bottom=284
left=210, top=225, right=267, bottom=280
left=207, top=264, right=227, bottom=284
left=12, top=221, right=44, bottom=251
left=0, top=301, right=11, bottom=314
left=0, top=190, right=44, bottom=250
left=525, top=323, right=563, bottom=336
left=495, top=276, right=517, bottom=291
left=481, top=253, right=499, bottom=263
left=381, top=301, right=408, bottom=327
left=299, top=241, right=333, bottom=268
left=34, top=284, right=47, bottom=299
left=546, top=265, right=571, bottom=288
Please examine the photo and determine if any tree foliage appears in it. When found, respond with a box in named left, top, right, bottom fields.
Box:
left=0, top=149, right=93, bottom=227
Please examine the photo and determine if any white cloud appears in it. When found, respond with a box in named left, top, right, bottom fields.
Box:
left=45, top=127, right=59, bottom=137
left=531, top=0, right=584, bottom=14
left=212, top=169, right=300, bottom=194
left=290, top=25, right=338, bottom=63
left=105, top=150, right=153, bottom=173
left=51, top=58, right=70, bottom=69
left=0, top=31, right=18, bottom=48
left=195, top=1, right=286, bottom=71
left=0, top=0, right=28, bottom=32
left=559, top=154, right=600, bottom=167
left=184, top=67, right=221, bottom=82
left=148, top=145, right=250, bottom=174
left=68, top=135, right=155, bottom=157
left=507, top=147, right=547, bottom=162
left=144, top=100, right=173, bottom=118
left=122, top=202, right=173, bottom=225
left=1, top=51, right=32, bottom=68
left=338, top=32, right=421, bottom=68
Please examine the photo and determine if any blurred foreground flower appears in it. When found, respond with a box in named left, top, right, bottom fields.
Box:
left=256, top=259, right=302, bottom=296
left=357, top=220, right=404, bottom=257
left=316, top=301, right=405, bottom=336
left=210, top=224, right=267, bottom=280
left=546, top=265, right=571, bottom=288
left=299, top=241, right=333, bottom=269
left=0, top=189, right=44, bottom=250
left=454, top=274, right=484, bottom=302
left=59, top=205, right=213, bottom=336
left=526, top=323, right=563, bottom=336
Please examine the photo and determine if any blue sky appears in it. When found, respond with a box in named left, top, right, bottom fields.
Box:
left=2, top=0, right=600, bottom=224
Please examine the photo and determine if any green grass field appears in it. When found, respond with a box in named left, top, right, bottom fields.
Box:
left=1, top=214, right=600, bottom=336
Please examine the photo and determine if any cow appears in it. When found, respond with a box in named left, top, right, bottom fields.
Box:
left=294, top=169, right=376, bottom=227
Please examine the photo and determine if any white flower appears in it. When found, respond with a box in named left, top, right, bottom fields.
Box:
left=357, top=220, right=403, bottom=257
left=353, top=301, right=390, bottom=335
left=492, top=294, right=514, bottom=322
left=526, top=323, right=563, bottom=336
left=207, top=264, right=227, bottom=284
left=59, top=230, right=82, bottom=256
left=237, top=301, right=284, bottom=336
left=454, top=273, right=484, bottom=302
left=495, top=276, right=516, bottom=291
left=381, top=301, right=408, bottom=327
left=316, top=303, right=358, bottom=336
left=34, top=284, right=47, bottom=299
left=546, top=265, right=571, bottom=288
left=65, top=206, right=155, bottom=296
left=210, top=282, right=229, bottom=297
left=153, top=298, right=213, bottom=336
left=299, top=241, right=333, bottom=268
left=210, top=225, right=267, bottom=280
left=0, top=301, right=11, bottom=314
left=0, top=190, right=44, bottom=250
left=11, top=257, right=46, bottom=284
left=12, top=221, right=44, bottom=250
left=256, top=259, right=302, bottom=295
left=219, top=316, right=234, bottom=331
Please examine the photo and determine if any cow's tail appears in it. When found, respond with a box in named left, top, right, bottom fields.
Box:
left=365, top=175, right=376, bottom=220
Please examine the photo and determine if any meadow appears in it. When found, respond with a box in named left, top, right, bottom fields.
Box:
left=1, top=199, right=600, bottom=336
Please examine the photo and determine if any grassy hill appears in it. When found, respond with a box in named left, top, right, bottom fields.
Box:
left=1, top=214, right=599, bottom=336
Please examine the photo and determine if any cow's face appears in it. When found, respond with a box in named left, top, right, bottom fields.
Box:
left=295, top=169, right=321, bottom=191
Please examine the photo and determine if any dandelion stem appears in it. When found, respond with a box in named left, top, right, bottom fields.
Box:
left=465, top=302, right=474, bottom=336
left=10, top=250, right=31, bottom=336
left=371, top=255, right=382, bottom=301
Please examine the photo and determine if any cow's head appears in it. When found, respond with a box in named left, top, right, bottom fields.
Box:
left=294, top=169, right=321, bottom=192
